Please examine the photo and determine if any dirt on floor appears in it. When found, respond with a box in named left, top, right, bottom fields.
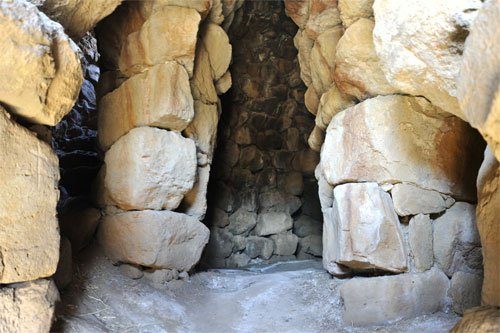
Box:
left=52, top=245, right=460, bottom=333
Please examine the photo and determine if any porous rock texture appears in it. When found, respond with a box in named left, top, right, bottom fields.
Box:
left=0, top=0, right=82, bottom=126
left=451, top=306, right=500, bottom=333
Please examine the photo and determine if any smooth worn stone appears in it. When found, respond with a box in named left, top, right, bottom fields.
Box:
left=476, top=147, right=500, bottom=306
left=340, top=268, right=450, bottom=326
left=308, top=126, right=325, bottom=152
left=298, top=235, right=322, bottom=257
left=54, top=237, right=73, bottom=290
left=119, top=6, right=200, bottom=77
left=433, top=202, right=482, bottom=277
left=0, top=0, right=82, bottom=125
left=104, top=127, right=197, bottom=211
left=408, top=214, right=433, bottom=272
left=0, top=280, right=59, bottom=332
left=258, top=191, right=302, bottom=216
left=304, top=85, right=320, bottom=115
left=215, top=70, right=232, bottom=94
left=206, top=228, right=234, bottom=259
left=144, top=268, right=179, bottom=285
left=226, top=252, right=250, bottom=268
left=457, top=0, right=500, bottom=160
left=315, top=85, right=355, bottom=130
left=321, top=95, right=484, bottom=201
left=227, top=208, right=258, bottom=236
left=98, top=62, right=194, bottom=151
left=201, top=23, right=232, bottom=81
left=305, top=0, right=342, bottom=39
left=334, top=18, right=397, bottom=100
left=338, top=0, right=374, bottom=27
left=0, top=108, right=60, bottom=283
left=98, top=210, right=209, bottom=271
left=450, top=271, right=483, bottom=315
left=323, top=210, right=352, bottom=277
left=245, top=236, right=274, bottom=260
left=327, top=182, right=407, bottom=273
left=391, top=183, right=453, bottom=216
left=254, top=212, right=293, bottom=236
left=451, top=306, right=500, bottom=333
left=310, top=27, right=343, bottom=95
left=119, top=264, right=144, bottom=280
left=373, top=0, right=482, bottom=119
left=180, top=165, right=211, bottom=221
left=271, top=233, right=299, bottom=256
left=191, top=42, right=218, bottom=104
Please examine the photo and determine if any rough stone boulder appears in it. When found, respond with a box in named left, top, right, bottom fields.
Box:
left=304, top=0, right=341, bottom=39
left=98, top=210, right=210, bottom=272
left=0, top=108, right=60, bottom=283
left=449, top=271, right=483, bottom=315
left=245, top=236, right=274, bottom=260
left=340, top=268, right=450, bottom=326
left=321, top=95, right=483, bottom=200
left=476, top=147, right=500, bottom=306
left=315, top=85, right=355, bottom=130
left=98, top=62, right=194, bottom=150
left=0, top=0, right=82, bottom=125
left=271, top=232, right=299, bottom=256
left=457, top=0, right=500, bottom=160
left=254, top=212, right=293, bottom=236
left=324, top=182, right=406, bottom=273
left=119, top=6, right=201, bottom=77
left=408, top=214, right=433, bottom=272
left=201, top=23, right=232, bottom=81
left=334, top=18, right=397, bottom=100
left=433, top=202, right=482, bottom=277
left=30, top=0, right=122, bottom=39
left=391, top=183, right=454, bottom=216
left=0, top=280, right=59, bottom=332
left=373, top=0, right=482, bottom=118
left=104, top=127, right=197, bottom=211
left=451, top=306, right=500, bottom=332
left=338, top=0, right=374, bottom=27
left=184, top=101, right=219, bottom=162
left=180, top=165, right=211, bottom=220
left=191, top=43, right=219, bottom=104
left=293, top=29, right=314, bottom=87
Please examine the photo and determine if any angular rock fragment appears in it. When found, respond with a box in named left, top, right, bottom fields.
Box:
left=271, top=233, right=299, bottom=256
left=254, top=212, right=293, bottom=236
left=391, top=183, right=453, bottom=216
left=245, top=236, right=274, bottom=259
left=408, top=214, right=433, bottom=272
left=338, top=0, right=374, bottom=27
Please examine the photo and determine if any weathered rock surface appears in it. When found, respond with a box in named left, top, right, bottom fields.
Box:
left=0, top=0, right=82, bottom=125
left=450, top=271, right=483, bottom=315
left=0, top=280, right=59, bottom=332
left=321, top=95, right=483, bottom=200
left=184, top=101, right=219, bottom=161
left=98, top=210, right=209, bottom=271
left=245, top=236, right=274, bottom=260
left=373, top=0, right=482, bottom=118
left=119, top=6, right=200, bottom=77
left=201, top=23, right=232, bottom=81
left=338, top=0, right=374, bottom=27
left=327, top=182, right=407, bottom=273
left=315, top=85, right=355, bottom=130
left=451, top=306, right=500, bottom=332
left=391, top=183, right=453, bottom=216
left=340, top=268, right=450, bottom=326
left=254, top=212, right=293, bottom=236
left=457, top=0, right=500, bottom=160
left=104, top=127, right=197, bottom=211
left=310, top=27, right=342, bottom=95
left=408, top=214, right=433, bottom=272
left=433, top=202, right=482, bottom=277
left=180, top=165, right=211, bottom=220
left=54, top=237, right=73, bottom=290
left=98, top=62, right=194, bottom=150
left=476, top=147, right=500, bottom=306
left=271, top=233, right=299, bottom=256
left=304, top=0, right=341, bottom=39
left=0, top=108, right=60, bottom=283
left=227, top=208, right=258, bottom=236
left=334, top=18, right=397, bottom=100
left=298, top=235, right=322, bottom=257
left=30, top=0, right=122, bottom=39
left=293, top=215, right=322, bottom=237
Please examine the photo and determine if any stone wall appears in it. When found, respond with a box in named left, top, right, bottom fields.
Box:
left=202, top=0, right=323, bottom=268
left=284, top=0, right=496, bottom=326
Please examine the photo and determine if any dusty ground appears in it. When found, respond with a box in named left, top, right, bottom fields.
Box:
left=53, top=245, right=460, bottom=333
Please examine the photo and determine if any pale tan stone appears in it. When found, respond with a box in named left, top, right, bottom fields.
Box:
left=0, top=108, right=60, bottom=283
left=304, top=85, right=320, bottom=115
left=98, top=62, right=194, bottom=151
left=293, top=29, right=314, bottom=87
left=340, top=268, right=449, bottom=326
left=180, top=165, right=211, bottom=221
left=0, top=280, right=59, bottom=333
left=476, top=147, right=500, bottom=306
left=104, top=127, right=197, bottom=211
left=141, top=0, right=212, bottom=18
left=329, top=182, right=407, bottom=273
left=458, top=0, right=500, bottom=160
left=391, top=183, right=453, bottom=216
left=31, top=0, right=122, bottom=39
left=119, top=6, right=200, bottom=77
left=59, top=199, right=101, bottom=253
left=373, top=0, right=482, bottom=118
left=310, top=27, right=343, bottom=95
left=215, top=71, right=232, bottom=94
left=284, top=0, right=309, bottom=29
left=321, top=95, right=483, bottom=200
left=409, top=214, right=433, bottom=272
left=305, top=0, right=342, bottom=39
left=98, top=210, right=210, bottom=271
left=202, top=23, right=232, bottom=81
left=184, top=101, right=219, bottom=162
left=338, top=0, right=373, bottom=27
left=322, top=207, right=351, bottom=277
left=191, top=43, right=219, bottom=104
left=0, top=0, right=82, bottom=125
left=334, top=18, right=397, bottom=100
left=451, top=306, right=500, bottom=332
left=308, top=126, right=324, bottom=152
left=315, top=85, right=355, bottom=130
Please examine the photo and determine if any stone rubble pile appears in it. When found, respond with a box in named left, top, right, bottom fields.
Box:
left=203, top=0, right=323, bottom=268
left=285, top=0, right=497, bottom=327
left=94, top=0, right=242, bottom=284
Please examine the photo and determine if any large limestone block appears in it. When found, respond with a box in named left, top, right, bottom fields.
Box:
left=201, top=23, right=232, bottom=81
left=315, top=85, right=355, bottom=130
left=184, top=101, right=219, bottom=162
left=458, top=0, right=500, bottom=160
left=98, top=62, right=194, bottom=150
left=451, top=306, right=500, bottom=333
left=0, top=0, right=82, bottom=125
left=321, top=95, right=483, bottom=200
left=310, top=27, right=343, bottom=95
left=338, top=0, right=374, bottom=27
left=191, top=43, right=218, bottom=104
left=98, top=210, right=210, bottom=271
left=408, top=214, right=433, bottom=272
left=328, top=182, right=406, bottom=273
left=334, top=18, right=397, bottom=100
left=104, top=127, right=197, bottom=211
left=433, top=202, right=482, bottom=277
left=180, top=165, right=211, bottom=221
left=391, top=183, right=453, bottom=216
left=0, top=108, right=60, bottom=283
left=340, top=268, right=450, bottom=326
left=322, top=208, right=350, bottom=276
left=373, top=0, right=482, bottom=118
left=0, top=280, right=59, bottom=333
left=30, top=0, right=122, bottom=39
left=476, top=147, right=500, bottom=306
left=119, top=6, right=200, bottom=77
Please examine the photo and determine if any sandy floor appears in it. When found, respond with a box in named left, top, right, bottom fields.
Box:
left=53, top=245, right=460, bottom=333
